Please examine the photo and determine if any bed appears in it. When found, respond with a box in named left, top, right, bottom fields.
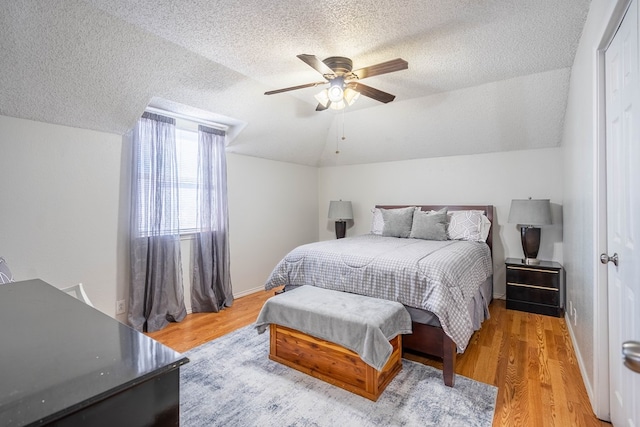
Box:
left=264, top=204, right=494, bottom=386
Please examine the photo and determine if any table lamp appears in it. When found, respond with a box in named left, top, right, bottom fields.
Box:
left=328, top=200, right=353, bottom=239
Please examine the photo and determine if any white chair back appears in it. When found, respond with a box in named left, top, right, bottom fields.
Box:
left=60, top=283, right=94, bottom=307
left=0, top=257, right=14, bottom=284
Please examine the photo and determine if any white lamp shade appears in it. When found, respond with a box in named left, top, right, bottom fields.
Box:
left=328, top=200, right=353, bottom=220
left=508, top=199, right=552, bottom=226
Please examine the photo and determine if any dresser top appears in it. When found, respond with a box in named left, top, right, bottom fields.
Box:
left=0, top=279, right=189, bottom=426
left=506, top=257, right=563, bottom=269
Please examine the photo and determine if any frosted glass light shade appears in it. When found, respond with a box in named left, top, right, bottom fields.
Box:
left=327, top=85, right=344, bottom=103
left=329, top=99, right=346, bottom=110
left=314, top=90, right=330, bottom=108
left=314, top=85, right=359, bottom=111
left=343, top=87, right=360, bottom=106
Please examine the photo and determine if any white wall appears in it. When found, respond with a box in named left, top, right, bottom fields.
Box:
left=561, top=0, right=630, bottom=419
left=226, top=153, right=318, bottom=296
left=318, top=147, right=564, bottom=298
left=178, top=154, right=319, bottom=311
left=0, top=115, right=319, bottom=320
left=0, top=115, right=124, bottom=316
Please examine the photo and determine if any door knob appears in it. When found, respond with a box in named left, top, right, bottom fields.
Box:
left=623, top=341, right=640, bottom=374
left=600, top=252, right=619, bottom=266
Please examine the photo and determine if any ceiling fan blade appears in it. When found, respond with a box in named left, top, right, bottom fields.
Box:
left=264, top=81, right=327, bottom=95
left=297, top=54, right=336, bottom=78
left=348, top=82, right=396, bottom=103
left=351, top=58, right=408, bottom=80
left=316, top=102, right=329, bottom=111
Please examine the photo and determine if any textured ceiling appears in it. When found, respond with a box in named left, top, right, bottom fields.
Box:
left=0, top=0, right=591, bottom=166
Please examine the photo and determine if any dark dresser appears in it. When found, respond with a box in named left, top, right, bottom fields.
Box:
left=0, top=279, right=189, bottom=426
left=505, top=258, right=565, bottom=317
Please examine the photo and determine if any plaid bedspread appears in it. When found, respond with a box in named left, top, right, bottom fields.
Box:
left=264, top=234, right=492, bottom=352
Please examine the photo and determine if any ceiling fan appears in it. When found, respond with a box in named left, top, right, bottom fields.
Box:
left=264, top=54, right=408, bottom=111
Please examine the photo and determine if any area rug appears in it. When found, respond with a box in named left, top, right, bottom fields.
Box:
left=180, top=325, right=497, bottom=426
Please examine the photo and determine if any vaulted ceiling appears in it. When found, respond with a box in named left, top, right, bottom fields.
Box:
left=0, top=1, right=591, bottom=166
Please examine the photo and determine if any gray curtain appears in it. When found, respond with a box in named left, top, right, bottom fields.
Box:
left=191, top=125, right=233, bottom=312
left=128, top=112, right=186, bottom=332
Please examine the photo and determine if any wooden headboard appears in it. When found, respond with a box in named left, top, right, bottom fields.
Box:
left=375, top=204, right=494, bottom=255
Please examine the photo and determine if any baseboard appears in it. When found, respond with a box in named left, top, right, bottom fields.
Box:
left=565, top=313, right=606, bottom=421
left=565, top=314, right=590, bottom=397
left=184, top=285, right=266, bottom=315
left=234, top=285, right=267, bottom=299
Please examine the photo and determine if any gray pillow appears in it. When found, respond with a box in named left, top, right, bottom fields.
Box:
left=381, top=207, right=415, bottom=238
left=409, top=208, right=448, bottom=240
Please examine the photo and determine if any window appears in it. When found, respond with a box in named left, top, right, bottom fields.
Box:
left=133, top=113, right=227, bottom=237
left=175, top=128, right=198, bottom=233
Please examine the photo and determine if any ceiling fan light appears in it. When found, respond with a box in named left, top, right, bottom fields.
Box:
left=327, top=84, right=344, bottom=103
left=329, top=100, right=346, bottom=110
left=343, top=87, right=360, bottom=106
left=314, top=89, right=330, bottom=107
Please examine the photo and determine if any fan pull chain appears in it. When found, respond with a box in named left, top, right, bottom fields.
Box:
left=336, top=108, right=346, bottom=154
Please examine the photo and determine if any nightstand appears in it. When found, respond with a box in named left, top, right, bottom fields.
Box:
left=505, top=258, right=565, bottom=317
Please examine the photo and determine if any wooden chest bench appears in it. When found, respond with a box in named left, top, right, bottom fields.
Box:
left=269, top=324, right=402, bottom=401
left=255, top=286, right=412, bottom=401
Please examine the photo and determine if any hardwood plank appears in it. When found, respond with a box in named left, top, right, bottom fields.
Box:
left=149, top=293, right=611, bottom=426
left=146, top=288, right=278, bottom=353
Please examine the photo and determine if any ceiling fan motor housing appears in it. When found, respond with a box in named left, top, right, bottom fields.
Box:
left=323, top=56, right=353, bottom=76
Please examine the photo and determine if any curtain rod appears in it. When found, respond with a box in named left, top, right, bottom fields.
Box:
left=144, top=106, right=228, bottom=132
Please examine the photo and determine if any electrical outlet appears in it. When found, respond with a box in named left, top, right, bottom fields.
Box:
left=569, top=300, right=573, bottom=315
left=573, top=307, right=577, bottom=326
left=116, top=299, right=126, bottom=315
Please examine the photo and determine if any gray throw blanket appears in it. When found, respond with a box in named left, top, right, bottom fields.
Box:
left=255, top=286, right=412, bottom=371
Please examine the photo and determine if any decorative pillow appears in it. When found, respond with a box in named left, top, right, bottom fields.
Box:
left=371, top=206, right=421, bottom=235
left=370, top=208, right=384, bottom=235
left=447, top=210, right=487, bottom=241
left=479, top=214, right=491, bottom=242
left=0, top=257, right=14, bottom=284
left=409, top=208, right=448, bottom=240
left=381, top=207, right=415, bottom=238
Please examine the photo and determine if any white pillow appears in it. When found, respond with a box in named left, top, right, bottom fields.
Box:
left=447, top=210, right=491, bottom=242
left=479, top=214, right=491, bottom=242
left=370, top=208, right=384, bottom=235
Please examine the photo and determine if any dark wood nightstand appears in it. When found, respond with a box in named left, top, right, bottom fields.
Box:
left=505, top=258, right=565, bottom=317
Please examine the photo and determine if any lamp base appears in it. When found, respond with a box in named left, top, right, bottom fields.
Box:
left=335, top=221, right=346, bottom=239
left=520, top=226, right=541, bottom=261
left=523, top=258, right=541, bottom=265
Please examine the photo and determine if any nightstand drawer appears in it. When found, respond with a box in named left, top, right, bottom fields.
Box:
left=506, top=266, right=560, bottom=289
left=507, top=283, right=560, bottom=306
left=505, top=258, right=564, bottom=317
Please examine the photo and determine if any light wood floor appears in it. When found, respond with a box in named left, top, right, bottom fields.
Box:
left=148, top=290, right=611, bottom=427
